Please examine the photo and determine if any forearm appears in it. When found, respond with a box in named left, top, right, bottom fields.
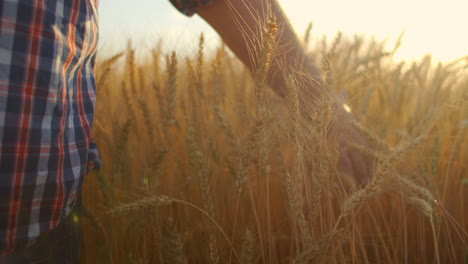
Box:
left=198, top=0, right=324, bottom=107
left=198, top=0, right=374, bottom=184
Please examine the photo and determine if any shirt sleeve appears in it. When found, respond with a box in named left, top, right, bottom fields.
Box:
left=169, top=0, right=218, bottom=16
left=86, top=140, right=103, bottom=174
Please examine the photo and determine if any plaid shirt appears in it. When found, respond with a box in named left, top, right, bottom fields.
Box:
left=0, top=0, right=215, bottom=255
left=170, top=0, right=218, bottom=16
left=0, top=0, right=100, bottom=254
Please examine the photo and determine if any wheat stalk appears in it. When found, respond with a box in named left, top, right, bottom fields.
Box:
left=165, top=52, right=178, bottom=128
left=108, top=194, right=174, bottom=215
left=239, top=229, right=257, bottom=264
left=164, top=218, right=188, bottom=264
left=294, top=229, right=344, bottom=264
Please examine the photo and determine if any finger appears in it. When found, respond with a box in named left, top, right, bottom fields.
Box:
left=338, top=151, right=353, bottom=177
left=349, top=150, right=372, bottom=186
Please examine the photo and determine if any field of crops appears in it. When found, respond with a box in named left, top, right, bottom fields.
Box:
left=79, top=27, right=467, bottom=263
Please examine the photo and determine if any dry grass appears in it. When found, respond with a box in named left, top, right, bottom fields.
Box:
left=81, top=24, right=467, bottom=263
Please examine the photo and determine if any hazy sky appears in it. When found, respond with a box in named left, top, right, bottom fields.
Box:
left=98, top=0, right=468, bottom=62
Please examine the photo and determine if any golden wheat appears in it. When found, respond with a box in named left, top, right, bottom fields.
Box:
left=80, top=27, right=468, bottom=263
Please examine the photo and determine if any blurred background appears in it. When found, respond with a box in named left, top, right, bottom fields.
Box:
left=98, top=0, right=468, bottom=62
left=81, top=1, right=467, bottom=263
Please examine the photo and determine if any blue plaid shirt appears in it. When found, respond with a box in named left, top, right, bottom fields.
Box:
left=0, top=0, right=215, bottom=255
left=0, top=0, right=101, bottom=254
left=170, top=0, right=217, bottom=16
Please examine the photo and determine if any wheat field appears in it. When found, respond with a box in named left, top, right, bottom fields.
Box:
left=79, top=26, right=467, bottom=263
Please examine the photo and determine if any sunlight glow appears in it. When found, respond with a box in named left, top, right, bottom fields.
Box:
left=98, top=0, right=468, bottom=62
left=343, top=104, right=352, bottom=113
left=278, top=0, right=468, bottom=62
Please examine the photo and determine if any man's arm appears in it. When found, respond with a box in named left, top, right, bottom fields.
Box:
left=197, top=0, right=373, bottom=183
left=198, top=0, right=324, bottom=105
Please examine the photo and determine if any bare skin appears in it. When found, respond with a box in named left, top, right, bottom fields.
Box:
left=198, top=0, right=374, bottom=184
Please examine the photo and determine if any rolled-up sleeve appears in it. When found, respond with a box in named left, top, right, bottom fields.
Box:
left=169, top=0, right=218, bottom=16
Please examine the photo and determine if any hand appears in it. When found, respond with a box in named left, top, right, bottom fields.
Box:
left=329, top=104, right=375, bottom=186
